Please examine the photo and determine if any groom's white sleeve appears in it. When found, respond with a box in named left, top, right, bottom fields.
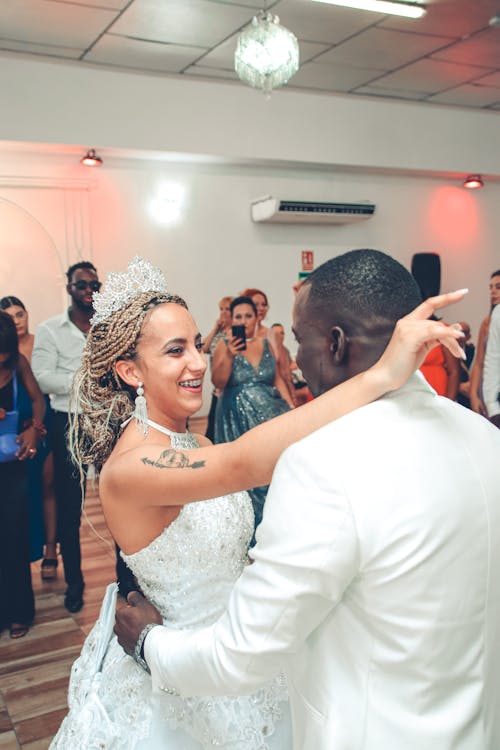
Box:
left=145, top=438, right=358, bottom=696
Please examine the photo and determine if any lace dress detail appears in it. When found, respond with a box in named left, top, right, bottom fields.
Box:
left=50, top=430, right=288, bottom=750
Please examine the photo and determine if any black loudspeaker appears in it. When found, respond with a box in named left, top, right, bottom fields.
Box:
left=411, top=253, right=441, bottom=299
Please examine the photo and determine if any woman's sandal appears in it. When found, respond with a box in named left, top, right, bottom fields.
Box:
left=9, top=623, right=30, bottom=639
left=41, top=557, right=58, bottom=581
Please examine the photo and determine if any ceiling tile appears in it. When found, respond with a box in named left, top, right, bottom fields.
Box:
left=353, top=85, right=428, bottom=100
left=0, top=39, right=82, bottom=58
left=273, top=0, right=385, bottom=46
left=49, top=0, right=129, bottom=8
left=314, top=27, right=452, bottom=70
left=475, top=70, right=500, bottom=87
left=379, top=0, right=499, bottom=39
left=298, top=39, right=333, bottom=63
left=288, top=61, right=380, bottom=92
left=0, top=0, right=118, bottom=48
left=189, top=34, right=237, bottom=69
left=299, top=39, right=330, bottom=65
left=111, top=0, right=255, bottom=47
left=431, top=28, right=500, bottom=68
left=203, top=0, right=265, bottom=6
left=0, top=0, right=498, bottom=112
left=85, top=34, right=206, bottom=72
left=369, top=57, right=495, bottom=95
left=185, top=64, right=238, bottom=80
left=426, top=82, right=500, bottom=106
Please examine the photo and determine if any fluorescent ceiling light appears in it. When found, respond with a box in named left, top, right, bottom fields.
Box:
left=310, top=0, right=427, bottom=19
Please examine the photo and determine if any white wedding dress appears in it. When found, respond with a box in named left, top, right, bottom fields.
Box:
left=50, top=428, right=291, bottom=750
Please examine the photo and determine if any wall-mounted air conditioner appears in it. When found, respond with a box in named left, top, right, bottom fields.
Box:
left=251, top=196, right=376, bottom=224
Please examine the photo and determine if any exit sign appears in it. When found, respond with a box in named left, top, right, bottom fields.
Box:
left=301, top=250, right=314, bottom=271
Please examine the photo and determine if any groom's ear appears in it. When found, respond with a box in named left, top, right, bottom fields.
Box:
left=329, top=326, right=347, bottom=364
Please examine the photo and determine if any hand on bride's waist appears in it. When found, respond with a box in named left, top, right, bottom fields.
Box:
left=115, top=591, right=163, bottom=662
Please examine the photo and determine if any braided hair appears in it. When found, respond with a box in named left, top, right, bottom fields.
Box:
left=69, top=290, right=187, bottom=473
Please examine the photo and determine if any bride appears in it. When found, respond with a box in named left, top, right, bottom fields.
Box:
left=50, top=258, right=465, bottom=749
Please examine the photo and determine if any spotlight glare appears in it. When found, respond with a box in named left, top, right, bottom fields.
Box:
left=149, top=184, right=185, bottom=225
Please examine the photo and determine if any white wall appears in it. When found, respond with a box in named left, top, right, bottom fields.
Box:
left=2, top=149, right=497, bottom=334
left=1, top=147, right=498, bottom=417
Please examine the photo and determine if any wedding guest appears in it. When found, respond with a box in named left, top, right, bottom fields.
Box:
left=32, top=263, right=137, bottom=609
left=270, top=323, right=297, bottom=405
left=212, top=296, right=292, bottom=539
left=32, top=263, right=98, bottom=611
left=483, top=297, right=500, bottom=429
left=0, top=296, right=34, bottom=360
left=202, top=295, right=232, bottom=442
left=202, top=296, right=233, bottom=357
left=419, top=341, right=460, bottom=399
left=456, top=322, right=474, bottom=409
left=241, top=289, right=295, bottom=404
left=1, top=295, right=57, bottom=576
left=241, top=287, right=271, bottom=341
left=469, top=270, right=500, bottom=415
left=0, top=311, right=44, bottom=638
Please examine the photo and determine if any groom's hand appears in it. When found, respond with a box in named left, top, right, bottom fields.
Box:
left=114, top=591, right=163, bottom=656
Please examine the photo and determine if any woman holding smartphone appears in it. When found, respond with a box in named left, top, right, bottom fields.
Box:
left=211, top=296, right=292, bottom=539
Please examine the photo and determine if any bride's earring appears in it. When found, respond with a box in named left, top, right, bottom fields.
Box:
left=134, top=381, right=149, bottom=436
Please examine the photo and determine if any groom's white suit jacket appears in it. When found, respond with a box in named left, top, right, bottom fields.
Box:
left=146, top=374, right=500, bottom=749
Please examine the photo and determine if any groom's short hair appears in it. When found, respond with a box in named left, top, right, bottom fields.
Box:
left=305, top=249, right=422, bottom=331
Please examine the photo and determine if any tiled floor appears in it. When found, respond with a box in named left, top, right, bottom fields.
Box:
left=0, top=416, right=208, bottom=749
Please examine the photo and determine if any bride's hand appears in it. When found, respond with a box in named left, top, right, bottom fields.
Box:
left=373, top=289, right=468, bottom=393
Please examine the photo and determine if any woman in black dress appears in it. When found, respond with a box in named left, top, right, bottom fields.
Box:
left=0, top=311, right=45, bottom=637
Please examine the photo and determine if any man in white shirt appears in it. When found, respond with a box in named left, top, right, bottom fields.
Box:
left=483, top=301, right=500, bottom=428
left=32, top=262, right=100, bottom=613
left=116, top=250, right=500, bottom=749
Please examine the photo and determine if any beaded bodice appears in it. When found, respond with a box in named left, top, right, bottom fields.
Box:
left=121, top=429, right=255, bottom=629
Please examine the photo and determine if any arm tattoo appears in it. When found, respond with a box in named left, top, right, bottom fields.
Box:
left=141, top=449, right=206, bottom=470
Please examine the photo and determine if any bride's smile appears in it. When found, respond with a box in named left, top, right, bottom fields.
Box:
left=178, top=378, right=203, bottom=392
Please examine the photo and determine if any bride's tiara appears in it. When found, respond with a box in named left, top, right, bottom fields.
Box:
left=91, top=256, right=169, bottom=326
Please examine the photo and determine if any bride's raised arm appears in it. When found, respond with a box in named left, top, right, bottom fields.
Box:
left=104, top=290, right=466, bottom=507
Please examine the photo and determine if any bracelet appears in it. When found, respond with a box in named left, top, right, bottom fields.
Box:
left=133, top=623, right=161, bottom=674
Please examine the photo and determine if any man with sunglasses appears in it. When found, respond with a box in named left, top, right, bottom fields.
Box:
left=32, top=261, right=101, bottom=613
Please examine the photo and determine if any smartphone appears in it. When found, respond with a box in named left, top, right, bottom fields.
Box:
left=231, top=324, right=246, bottom=350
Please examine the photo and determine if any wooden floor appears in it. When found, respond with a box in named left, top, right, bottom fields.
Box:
left=0, top=416, right=208, bottom=750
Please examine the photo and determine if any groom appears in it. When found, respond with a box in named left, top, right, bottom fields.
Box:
left=116, top=250, right=500, bottom=749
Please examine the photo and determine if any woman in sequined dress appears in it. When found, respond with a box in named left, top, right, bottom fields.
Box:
left=50, top=258, right=466, bottom=750
left=212, top=296, right=293, bottom=539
